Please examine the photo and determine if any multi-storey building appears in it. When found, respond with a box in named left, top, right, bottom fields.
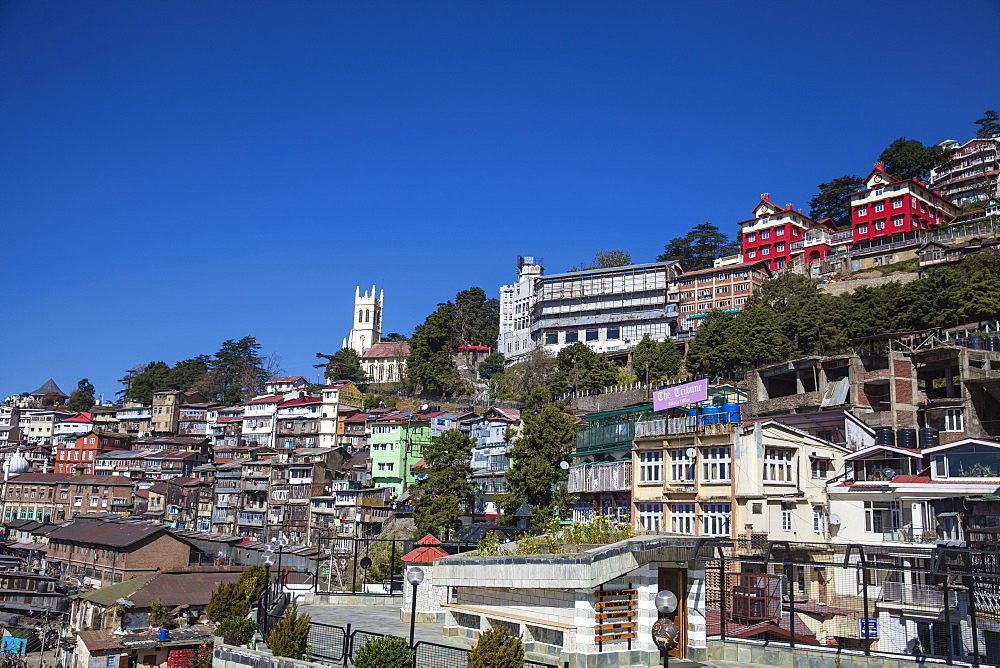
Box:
left=236, top=455, right=270, bottom=540
left=738, top=193, right=821, bottom=272
left=176, top=403, right=219, bottom=438
left=930, top=137, right=1000, bottom=206
left=265, top=376, right=309, bottom=394
left=207, top=405, right=243, bottom=449
left=241, top=394, right=281, bottom=448
left=53, top=431, right=130, bottom=475
left=369, top=414, right=431, bottom=497
left=498, top=256, right=544, bottom=362
left=528, top=261, right=682, bottom=356
left=53, top=412, right=94, bottom=448
left=151, top=391, right=209, bottom=436
left=849, top=163, right=958, bottom=247
left=568, top=405, right=645, bottom=523
left=676, top=260, right=771, bottom=335
left=469, top=408, right=521, bottom=518
left=275, top=395, right=323, bottom=449
left=115, top=405, right=152, bottom=438
left=2, top=473, right=135, bottom=523
left=210, top=460, right=243, bottom=535
left=317, top=380, right=365, bottom=448
left=24, top=409, right=73, bottom=445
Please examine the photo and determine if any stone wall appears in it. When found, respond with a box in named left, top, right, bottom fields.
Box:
left=707, top=638, right=937, bottom=668
left=817, top=272, right=919, bottom=297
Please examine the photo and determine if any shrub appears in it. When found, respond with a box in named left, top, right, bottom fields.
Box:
left=468, top=626, right=524, bottom=668
left=148, top=598, right=175, bottom=629
left=206, top=582, right=251, bottom=622
left=237, top=564, right=269, bottom=604
left=268, top=603, right=312, bottom=659
left=214, top=616, right=256, bottom=645
left=352, top=636, right=414, bottom=668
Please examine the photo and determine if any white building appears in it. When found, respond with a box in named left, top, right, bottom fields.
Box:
left=498, top=256, right=544, bottom=362
left=344, top=285, right=383, bottom=355
left=930, top=137, right=1000, bottom=206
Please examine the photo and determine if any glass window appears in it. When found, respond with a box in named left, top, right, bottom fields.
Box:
left=781, top=508, right=793, bottom=532
left=669, top=449, right=694, bottom=482
left=702, top=447, right=731, bottom=482
left=585, top=329, right=599, bottom=341
left=638, top=451, right=663, bottom=483
left=864, top=500, right=901, bottom=532
left=565, top=331, right=579, bottom=343
left=763, top=448, right=793, bottom=482
left=670, top=503, right=695, bottom=535
left=810, top=459, right=829, bottom=479
left=606, top=327, right=620, bottom=340
left=701, top=503, right=731, bottom=536
left=637, top=503, right=663, bottom=532
left=813, top=507, right=827, bottom=533
left=545, top=333, right=558, bottom=345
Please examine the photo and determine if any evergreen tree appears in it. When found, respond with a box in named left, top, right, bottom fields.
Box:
left=268, top=603, right=311, bottom=659
left=631, top=334, right=682, bottom=382
left=547, top=342, right=618, bottom=394
left=724, top=305, right=792, bottom=370
left=412, top=430, right=475, bottom=539
left=206, top=336, right=270, bottom=404
left=685, top=311, right=735, bottom=376
left=123, top=361, right=171, bottom=405
left=477, top=352, right=505, bottom=379
left=657, top=223, right=740, bottom=270
left=498, top=405, right=575, bottom=525
left=66, top=378, right=96, bottom=412
left=807, top=175, right=864, bottom=228
left=453, top=287, right=501, bottom=347
left=878, top=137, right=949, bottom=181
left=407, top=304, right=461, bottom=394
left=236, top=564, right=268, bottom=605
left=205, top=582, right=250, bottom=622
left=758, top=273, right=847, bottom=356
left=468, top=626, right=524, bottom=668
left=314, top=347, right=368, bottom=385
left=572, top=249, right=632, bottom=271
left=165, top=355, right=211, bottom=392
left=957, top=267, right=1000, bottom=324
left=975, top=110, right=1000, bottom=139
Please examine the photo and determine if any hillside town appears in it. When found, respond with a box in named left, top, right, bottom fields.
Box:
left=1, top=126, right=999, bottom=668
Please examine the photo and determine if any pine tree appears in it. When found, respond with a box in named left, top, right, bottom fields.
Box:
left=413, top=430, right=476, bottom=539
left=206, top=337, right=270, bottom=404
left=314, top=347, right=367, bottom=384
left=975, top=110, right=1000, bottom=139
left=685, top=311, right=736, bottom=376
left=468, top=626, right=524, bottom=668
left=268, top=603, right=311, bottom=659
left=632, top=334, right=682, bottom=382
left=499, top=405, right=575, bottom=525
left=205, top=582, right=250, bottom=622
left=807, top=175, right=864, bottom=228
left=657, top=223, right=740, bottom=270
left=66, top=379, right=96, bottom=412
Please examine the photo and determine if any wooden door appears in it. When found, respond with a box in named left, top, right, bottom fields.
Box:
left=658, top=567, right=687, bottom=659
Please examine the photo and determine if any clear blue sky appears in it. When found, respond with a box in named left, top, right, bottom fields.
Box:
left=2, top=0, right=997, bottom=402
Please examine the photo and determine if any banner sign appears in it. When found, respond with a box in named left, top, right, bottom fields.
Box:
left=653, top=379, right=709, bottom=411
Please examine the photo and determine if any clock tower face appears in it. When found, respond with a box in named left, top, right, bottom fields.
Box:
left=758, top=205, right=772, bottom=216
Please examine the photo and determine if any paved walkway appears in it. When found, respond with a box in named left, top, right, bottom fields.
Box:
left=299, top=603, right=447, bottom=645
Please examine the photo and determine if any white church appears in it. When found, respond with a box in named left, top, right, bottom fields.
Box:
left=343, top=285, right=410, bottom=385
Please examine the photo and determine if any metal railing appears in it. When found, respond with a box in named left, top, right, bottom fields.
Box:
left=635, top=417, right=735, bottom=438
left=880, top=581, right=956, bottom=608
left=567, top=460, right=631, bottom=493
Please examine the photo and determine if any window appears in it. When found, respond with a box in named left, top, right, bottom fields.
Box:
left=637, top=503, right=663, bottom=532
left=716, top=300, right=731, bottom=308
left=875, top=220, right=884, bottom=230
left=892, top=196, right=903, bottom=208
left=775, top=226, right=784, bottom=236
left=545, top=333, right=558, bottom=345
left=73, top=497, right=82, bottom=507
left=813, top=507, right=827, bottom=533
left=857, top=206, right=868, bottom=217
left=565, top=331, right=579, bottom=343
left=735, top=297, right=748, bottom=305
left=585, top=329, right=599, bottom=341
left=858, top=224, right=868, bottom=234
left=761, top=245, right=770, bottom=255
left=746, top=233, right=756, bottom=242
left=680, top=305, right=696, bottom=313
left=638, top=451, right=663, bottom=483
left=89, top=497, right=98, bottom=507
left=606, top=327, right=620, bottom=340
left=893, top=215, right=905, bottom=227
left=874, top=188, right=883, bottom=196
left=874, top=202, right=884, bottom=212
left=702, top=447, right=731, bottom=482
left=715, top=285, right=730, bottom=294
left=747, top=249, right=756, bottom=258
left=701, top=503, right=731, bottom=536
left=670, top=503, right=695, bottom=534
left=669, top=449, right=694, bottom=482
left=864, top=500, right=901, bottom=533
left=943, top=409, right=963, bottom=432
left=734, top=283, right=750, bottom=292
left=775, top=242, right=785, bottom=252
left=760, top=230, right=770, bottom=239
left=763, top=448, right=793, bottom=482
left=810, top=458, right=830, bottom=479
left=781, top=507, right=793, bottom=532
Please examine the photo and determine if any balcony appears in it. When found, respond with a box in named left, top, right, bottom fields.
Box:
left=635, top=418, right=734, bottom=439
left=242, top=480, right=269, bottom=492
left=880, top=582, right=957, bottom=609
left=567, top=460, right=632, bottom=493
left=237, top=515, right=265, bottom=527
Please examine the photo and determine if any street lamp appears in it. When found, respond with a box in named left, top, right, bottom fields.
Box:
left=405, top=566, right=424, bottom=648
left=651, top=590, right=679, bottom=668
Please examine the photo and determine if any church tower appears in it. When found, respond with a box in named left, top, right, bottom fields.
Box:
left=343, top=285, right=383, bottom=355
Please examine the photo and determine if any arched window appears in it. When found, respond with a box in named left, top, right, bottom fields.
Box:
left=365, top=309, right=370, bottom=323
left=358, top=309, right=363, bottom=322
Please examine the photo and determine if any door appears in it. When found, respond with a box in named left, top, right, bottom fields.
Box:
left=658, top=567, right=687, bottom=659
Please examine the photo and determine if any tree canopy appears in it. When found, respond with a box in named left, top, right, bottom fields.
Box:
left=547, top=342, right=618, bottom=395
left=314, top=347, right=367, bottom=385
left=412, top=430, right=476, bottom=539
left=572, top=249, right=632, bottom=271
left=498, top=404, right=576, bottom=526
left=807, top=175, right=864, bottom=228
left=67, top=378, right=96, bottom=412
left=631, top=334, right=682, bottom=381
left=657, top=223, right=739, bottom=271
left=975, top=110, right=1000, bottom=139
left=877, top=137, right=948, bottom=181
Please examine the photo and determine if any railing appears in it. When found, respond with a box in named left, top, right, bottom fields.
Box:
left=881, top=527, right=939, bottom=544
left=635, top=417, right=735, bottom=438
left=242, top=480, right=269, bottom=491
left=567, top=460, right=631, bottom=493
left=881, top=582, right=956, bottom=608
left=237, top=515, right=264, bottom=526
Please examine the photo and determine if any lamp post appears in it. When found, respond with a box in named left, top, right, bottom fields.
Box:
left=652, top=590, right=679, bottom=668
left=405, top=566, right=424, bottom=648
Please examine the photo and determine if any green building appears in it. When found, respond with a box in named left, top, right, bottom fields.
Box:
left=369, top=416, right=432, bottom=497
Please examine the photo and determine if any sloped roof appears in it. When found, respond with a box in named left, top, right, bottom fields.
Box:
left=361, top=342, right=411, bottom=359
left=31, top=379, right=66, bottom=397
left=46, top=519, right=182, bottom=548
left=267, top=376, right=307, bottom=383
left=403, top=535, right=448, bottom=563
left=76, top=569, right=242, bottom=608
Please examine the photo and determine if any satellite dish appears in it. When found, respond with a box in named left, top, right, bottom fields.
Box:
left=686, top=448, right=697, bottom=459
left=559, top=461, right=570, bottom=470
left=883, top=468, right=896, bottom=479
left=828, top=514, right=841, bottom=526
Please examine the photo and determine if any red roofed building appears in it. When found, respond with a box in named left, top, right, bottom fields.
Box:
left=738, top=194, right=822, bottom=272
left=402, top=534, right=449, bottom=563
left=361, top=341, right=410, bottom=385
left=265, top=376, right=310, bottom=394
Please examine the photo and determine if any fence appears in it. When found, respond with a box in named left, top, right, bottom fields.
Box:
left=310, top=537, right=410, bottom=595
left=299, top=621, right=561, bottom=667
left=699, top=538, right=1000, bottom=667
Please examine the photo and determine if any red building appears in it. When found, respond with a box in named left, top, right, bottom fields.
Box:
left=738, top=194, right=830, bottom=271
left=54, top=431, right=130, bottom=475
left=849, top=163, right=958, bottom=246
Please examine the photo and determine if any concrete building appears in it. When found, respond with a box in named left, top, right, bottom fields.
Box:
left=369, top=414, right=431, bottom=497
left=317, top=380, right=365, bottom=448
left=274, top=395, right=323, bottom=449
left=468, top=407, right=520, bottom=518
left=53, top=431, right=130, bottom=476
left=930, top=137, right=1000, bottom=206
left=151, top=391, right=209, bottom=436
left=739, top=193, right=826, bottom=271
left=568, top=405, right=645, bottom=523
left=498, top=256, right=544, bottom=361
left=1, top=473, right=136, bottom=523
left=530, top=261, right=682, bottom=356
left=676, top=260, right=771, bottom=336
left=264, top=376, right=309, bottom=394
left=360, top=341, right=410, bottom=385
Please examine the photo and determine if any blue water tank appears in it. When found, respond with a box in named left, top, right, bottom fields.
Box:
left=722, top=403, right=742, bottom=424
left=687, top=407, right=699, bottom=417
left=700, top=406, right=721, bottom=425
left=158, top=629, right=170, bottom=641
